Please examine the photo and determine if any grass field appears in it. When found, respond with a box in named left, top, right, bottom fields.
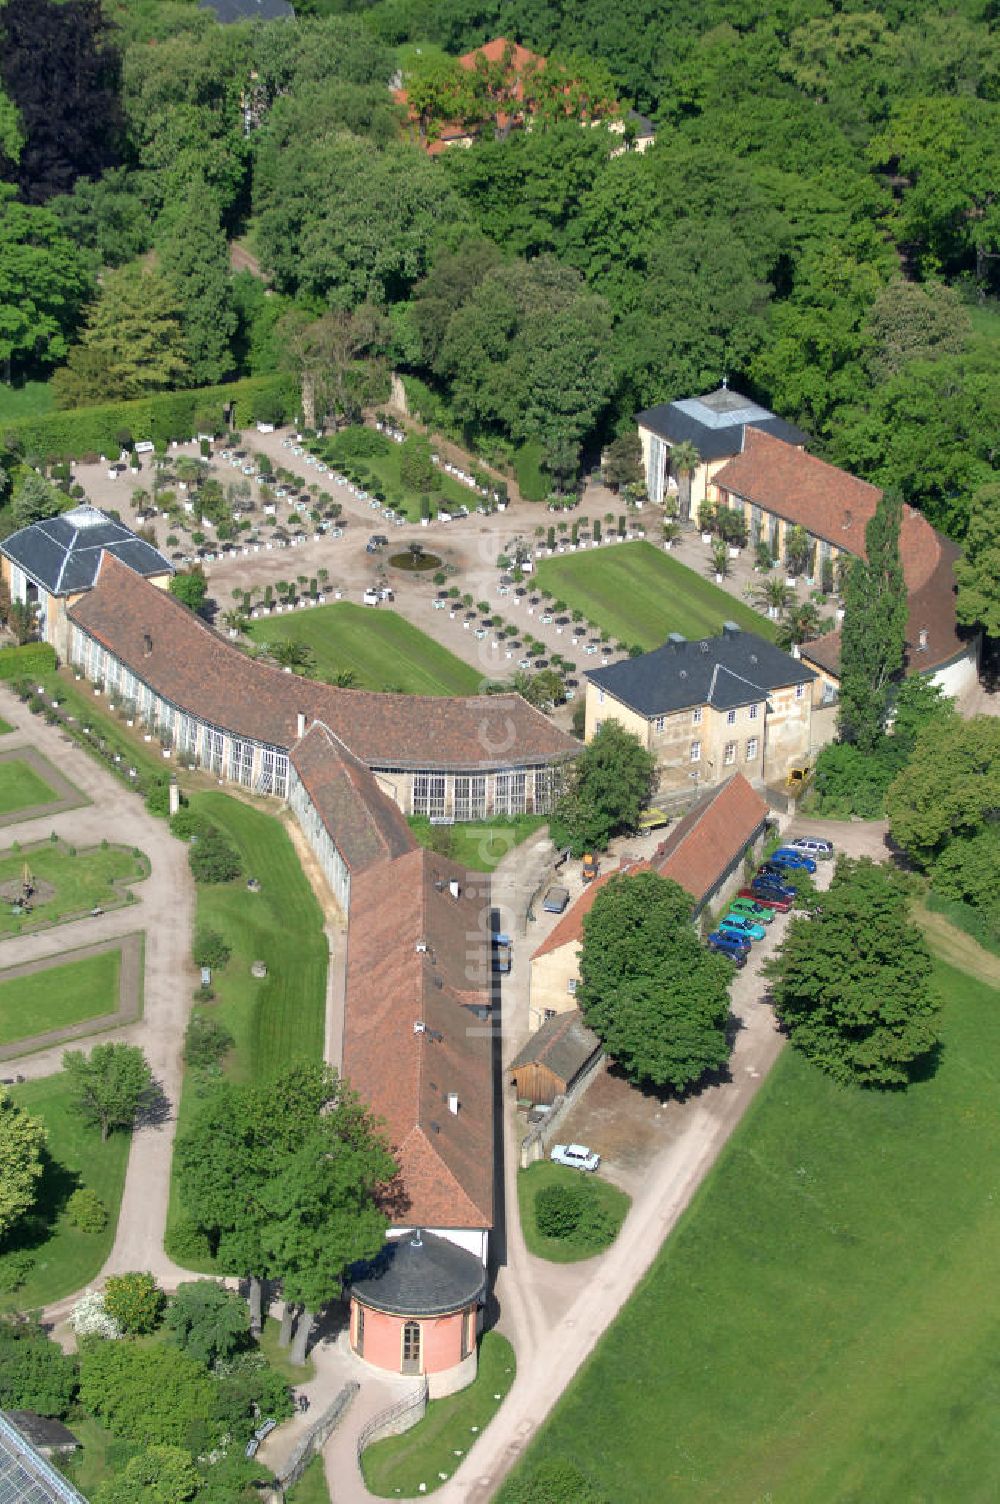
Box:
left=0, top=946, right=121, bottom=1046
left=0, top=718, right=14, bottom=735
left=361, top=1333, right=516, bottom=1497
left=408, top=815, right=545, bottom=872
left=0, top=1072, right=130, bottom=1309
left=517, top=1161, right=631, bottom=1263
left=285, top=1456, right=330, bottom=1504
left=258, top=1314, right=316, bottom=1384
left=501, top=954, right=1000, bottom=1503
left=165, top=793, right=327, bottom=1264
left=248, top=603, right=482, bottom=695
left=0, top=758, right=60, bottom=815
left=535, top=540, right=779, bottom=649
left=0, top=841, right=146, bottom=937
left=0, top=380, right=54, bottom=423
left=323, top=427, right=478, bottom=521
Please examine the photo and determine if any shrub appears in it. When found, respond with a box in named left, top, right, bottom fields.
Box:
left=170, top=806, right=205, bottom=842
left=0, top=1251, right=36, bottom=1294
left=103, top=1271, right=166, bottom=1335
left=192, top=927, right=231, bottom=971
left=183, top=1015, right=234, bottom=1070
left=79, top=1338, right=220, bottom=1448
left=188, top=824, right=242, bottom=884
left=66, top=1188, right=108, bottom=1234
left=167, top=1216, right=214, bottom=1266
left=535, top=1182, right=585, bottom=1239
left=71, top=1289, right=122, bottom=1339
left=144, top=776, right=171, bottom=818
left=0, top=1319, right=79, bottom=1417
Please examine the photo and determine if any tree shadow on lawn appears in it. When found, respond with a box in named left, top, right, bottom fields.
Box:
left=0, top=1146, right=79, bottom=1263
left=603, top=1050, right=736, bottom=1106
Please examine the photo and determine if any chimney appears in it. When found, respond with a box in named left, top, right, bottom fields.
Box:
left=296, top=712, right=306, bottom=738
left=918, top=626, right=929, bottom=651
left=410, top=1228, right=423, bottom=1248
left=447, top=1092, right=459, bottom=1115
left=415, top=941, right=428, bottom=954
left=448, top=879, right=461, bottom=900
left=143, top=632, right=153, bottom=656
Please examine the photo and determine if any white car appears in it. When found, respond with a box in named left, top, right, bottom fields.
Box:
left=551, top=1143, right=600, bottom=1173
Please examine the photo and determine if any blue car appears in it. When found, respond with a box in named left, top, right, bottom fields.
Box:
left=751, top=877, right=797, bottom=903
left=770, top=847, right=817, bottom=873
left=708, top=932, right=749, bottom=965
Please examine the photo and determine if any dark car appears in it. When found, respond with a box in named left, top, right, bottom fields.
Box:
left=751, top=879, right=797, bottom=905
left=739, top=885, right=794, bottom=913
left=757, top=862, right=800, bottom=886
left=708, top=932, right=749, bottom=966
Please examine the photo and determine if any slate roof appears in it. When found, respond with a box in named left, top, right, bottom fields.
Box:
left=68, top=555, right=575, bottom=771
left=586, top=625, right=815, bottom=718
left=636, top=388, right=808, bottom=462
left=290, top=723, right=417, bottom=874
left=199, top=0, right=293, bottom=21
left=342, top=848, right=493, bottom=1230
left=0, top=1413, right=87, bottom=1504
left=350, top=1229, right=486, bottom=1316
left=508, top=1009, right=601, bottom=1085
left=1, top=505, right=172, bottom=597
left=0, top=1417, right=77, bottom=1454
left=652, top=774, right=769, bottom=906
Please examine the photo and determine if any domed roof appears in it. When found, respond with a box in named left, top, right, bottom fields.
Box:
left=349, top=1231, right=486, bottom=1317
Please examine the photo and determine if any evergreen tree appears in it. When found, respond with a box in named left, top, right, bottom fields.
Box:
left=838, top=491, right=908, bottom=752
left=51, top=264, right=189, bottom=406
left=159, top=178, right=235, bottom=387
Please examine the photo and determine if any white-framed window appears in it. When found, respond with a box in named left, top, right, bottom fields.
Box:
left=746, top=737, right=759, bottom=761
left=727, top=709, right=736, bottom=726
left=749, top=703, right=759, bottom=720
left=654, top=716, right=665, bottom=733
left=692, top=706, right=703, bottom=725
left=273, top=753, right=289, bottom=799
left=567, top=977, right=578, bottom=995
left=724, top=741, right=736, bottom=765
left=455, top=774, right=487, bottom=821
left=795, top=683, right=805, bottom=699
left=413, top=773, right=446, bottom=818
left=205, top=728, right=224, bottom=775
left=690, top=740, right=701, bottom=763
left=533, top=768, right=555, bottom=813
left=494, top=771, right=526, bottom=816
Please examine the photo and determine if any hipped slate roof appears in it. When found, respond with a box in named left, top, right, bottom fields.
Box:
left=652, top=773, right=768, bottom=906
left=509, top=1008, right=601, bottom=1084
left=585, top=626, right=814, bottom=718
left=343, top=849, right=493, bottom=1230
left=715, top=429, right=967, bottom=674
left=69, top=555, right=575, bottom=771
left=290, top=723, right=416, bottom=874
left=350, top=1230, right=486, bottom=1317
left=636, top=388, right=808, bottom=462
left=1, top=505, right=172, bottom=597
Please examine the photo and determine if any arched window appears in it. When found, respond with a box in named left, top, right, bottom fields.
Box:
left=402, top=1321, right=421, bottom=1374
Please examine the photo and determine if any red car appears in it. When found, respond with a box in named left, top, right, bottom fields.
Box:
left=738, top=886, right=793, bottom=913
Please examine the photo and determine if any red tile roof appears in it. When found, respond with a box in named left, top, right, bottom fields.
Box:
left=68, top=555, right=575, bottom=771
left=290, top=723, right=417, bottom=874
left=652, top=773, right=768, bottom=905
left=343, top=849, right=493, bottom=1229
left=531, top=859, right=650, bottom=960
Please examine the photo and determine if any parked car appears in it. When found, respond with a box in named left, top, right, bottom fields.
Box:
left=543, top=886, right=570, bottom=914
left=719, top=914, right=767, bottom=942
left=729, top=897, right=775, bottom=923
left=770, top=846, right=818, bottom=873
left=708, top=932, right=749, bottom=964
left=362, top=589, right=380, bottom=606
left=637, top=806, right=670, bottom=833
left=492, top=934, right=512, bottom=974
left=786, top=836, right=834, bottom=860
left=748, top=880, right=796, bottom=908
left=757, top=862, right=800, bottom=884
left=551, top=1143, right=600, bottom=1172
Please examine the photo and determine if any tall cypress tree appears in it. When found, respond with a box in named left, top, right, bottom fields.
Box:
left=838, top=491, right=909, bottom=751
left=159, top=177, right=236, bottom=388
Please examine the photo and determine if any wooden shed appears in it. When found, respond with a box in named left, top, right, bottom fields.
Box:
left=509, top=1009, right=602, bottom=1107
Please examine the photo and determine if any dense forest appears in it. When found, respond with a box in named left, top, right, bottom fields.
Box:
left=0, top=0, right=997, bottom=539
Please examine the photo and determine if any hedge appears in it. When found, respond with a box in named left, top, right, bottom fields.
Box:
left=0, top=643, right=57, bottom=681
left=1, top=375, right=299, bottom=462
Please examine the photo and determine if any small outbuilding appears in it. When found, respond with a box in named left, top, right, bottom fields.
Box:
left=2, top=1411, right=79, bottom=1458
left=349, top=1230, right=486, bottom=1398
left=509, top=1009, right=601, bottom=1107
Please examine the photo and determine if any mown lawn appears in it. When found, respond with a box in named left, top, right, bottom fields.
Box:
left=0, top=718, right=15, bottom=735
left=0, top=841, right=147, bottom=937
left=165, top=792, right=327, bottom=1264
left=408, top=815, right=546, bottom=872
left=535, top=540, right=778, bottom=649
left=0, top=757, right=60, bottom=815
left=322, top=427, right=478, bottom=521
left=362, top=1332, right=516, bottom=1497
left=285, top=1455, right=330, bottom=1504
left=0, top=946, right=121, bottom=1045
left=248, top=603, right=482, bottom=696
left=517, top=1161, right=630, bottom=1264
left=0, top=380, right=54, bottom=423
left=501, top=956, right=1000, bottom=1503
left=0, top=1072, right=130, bottom=1309
left=258, top=1313, right=315, bottom=1384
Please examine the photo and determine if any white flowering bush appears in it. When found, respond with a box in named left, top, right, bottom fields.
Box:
left=70, top=1289, right=123, bottom=1339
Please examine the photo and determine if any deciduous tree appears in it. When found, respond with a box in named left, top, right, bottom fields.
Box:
left=0, top=1092, right=45, bottom=1239
left=103, top=1272, right=165, bottom=1336
left=159, top=176, right=235, bottom=387
left=578, top=870, right=733, bottom=1091
left=0, top=185, right=91, bottom=381
left=165, top=1281, right=250, bottom=1369
left=0, top=1318, right=78, bottom=1417
left=886, top=715, right=1000, bottom=867
left=549, top=720, right=657, bottom=856
left=955, top=482, right=1000, bottom=639
left=168, top=569, right=208, bottom=615
left=62, top=1043, right=153, bottom=1141
left=94, top=1444, right=199, bottom=1504
left=765, top=857, right=939, bottom=1087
